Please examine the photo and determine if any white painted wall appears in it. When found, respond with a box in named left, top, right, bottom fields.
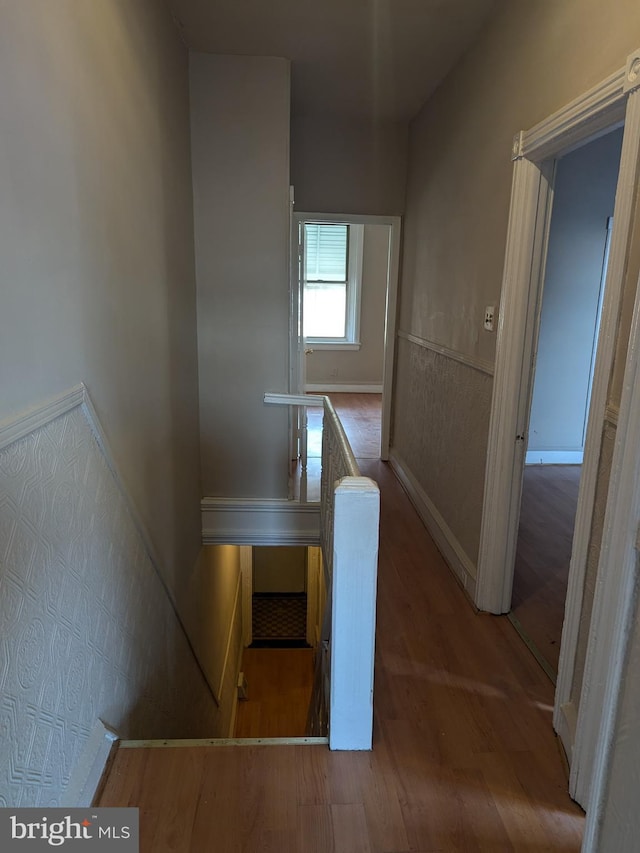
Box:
left=306, top=224, right=389, bottom=388
left=178, top=545, right=243, bottom=705
left=0, top=0, right=202, bottom=594
left=190, top=53, right=292, bottom=499
left=527, top=129, right=623, bottom=463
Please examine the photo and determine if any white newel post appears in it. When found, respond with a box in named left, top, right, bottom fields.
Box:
left=329, top=477, right=380, bottom=750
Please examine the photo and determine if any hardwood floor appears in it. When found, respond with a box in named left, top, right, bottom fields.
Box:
left=100, top=455, right=584, bottom=851
left=234, top=648, right=314, bottom=738
left=291, top=393, right=382, bottom=501
left=326, top=393, right=382, bottom=459
left=512, top=465, right=581, bottom=676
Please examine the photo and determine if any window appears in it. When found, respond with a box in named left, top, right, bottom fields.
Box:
left=303, top=222, right=363, bottom=348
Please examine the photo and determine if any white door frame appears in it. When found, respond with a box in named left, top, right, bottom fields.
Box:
left=475, top=51, right=640, bottom=785
left=288, top=190, right=304, bottom=463
left=289, top=211, right=402, bottom=460
left=581, top=261, right=640, bottom=848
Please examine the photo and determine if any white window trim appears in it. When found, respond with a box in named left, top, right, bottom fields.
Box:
left=307, top=342, right=362, bottom=351
left=304, top=223, right=364, bottom=349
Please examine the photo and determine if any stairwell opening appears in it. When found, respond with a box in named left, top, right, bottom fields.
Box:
left=234, top=545, right=326, bottom=739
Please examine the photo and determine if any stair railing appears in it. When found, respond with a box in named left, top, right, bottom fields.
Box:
left=264, top=393, right=380, bottom=750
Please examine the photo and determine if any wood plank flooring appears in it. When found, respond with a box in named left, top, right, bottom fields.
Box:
left=100, top=452, right=584, bottom=851
left=291, top=393, right=382, bottom=500
left=234, top=648, right=314, bottom=738
left=327, top=393, right=382, bottom=459
left=512, top=465, right=581, bottom=675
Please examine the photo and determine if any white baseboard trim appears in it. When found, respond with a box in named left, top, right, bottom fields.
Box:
left=525, top=450, right=584, bottom=465
left=61, top=721, right=119, bottom=807
left=202, top=498, right=320, bottom=546
left=388, top=449, right=477, bottom=598
left=305, top=383, right=383, bottom=394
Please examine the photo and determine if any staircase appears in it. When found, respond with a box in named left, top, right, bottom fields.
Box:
left=92, top=396, right=381, bottom=818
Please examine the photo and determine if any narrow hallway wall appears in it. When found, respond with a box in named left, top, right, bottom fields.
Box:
left=0, top=0, right=221, bottom=805
left=0, top=0, right=202, bottom=592
left=190, top=53, right=291, bottom=500
left=392, top=0, right=640, bottom=576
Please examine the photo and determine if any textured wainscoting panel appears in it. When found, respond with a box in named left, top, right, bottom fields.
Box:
left=0, top=404, right=218, bottom=806
left=391, top=336, right=492, bottom=567
left=570, top=419, right=616, bottom=706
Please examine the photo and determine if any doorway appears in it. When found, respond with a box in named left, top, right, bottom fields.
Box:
left=510, top=129, right=623, bottom=679
left=289, top=211, right=401, bottom=462
left=476, top=54, right=640, bottom=805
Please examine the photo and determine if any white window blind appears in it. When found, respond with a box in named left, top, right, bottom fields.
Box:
left=304, top=224, right=348, bottom=282
left=302, top=222, right=363, bottom=344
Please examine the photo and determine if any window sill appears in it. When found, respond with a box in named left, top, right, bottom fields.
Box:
left=305, top=341, right=361, bottom=352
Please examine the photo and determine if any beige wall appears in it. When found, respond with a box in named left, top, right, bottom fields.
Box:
left=306, top=224, right=389, bottom=388
left=393, top=338, right=492, bottom=565
left=190, top=53, right=291, bottom=499
left=0, top=1, right=234, bottom=802
left=254, top=546, right=307, bottom=593
left=291, top=114, right=408, bottom=215
left=179, top=545, right=244, bottom=719
left=0, top=0, right=201, bottom=593
left=393, top=0, right=640, bottom=569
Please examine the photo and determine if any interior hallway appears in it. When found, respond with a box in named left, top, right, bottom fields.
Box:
left=100, top=437, right=584, bottom=850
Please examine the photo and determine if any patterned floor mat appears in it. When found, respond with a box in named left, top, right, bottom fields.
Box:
left=252, top=593, right=307, bottom=644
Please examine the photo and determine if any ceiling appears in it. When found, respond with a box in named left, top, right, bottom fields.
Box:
left=168, top=0, right=498, bottom=122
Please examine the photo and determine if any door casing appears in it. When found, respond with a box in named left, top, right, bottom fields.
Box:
left=289, top=211, right=402, bottom=460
